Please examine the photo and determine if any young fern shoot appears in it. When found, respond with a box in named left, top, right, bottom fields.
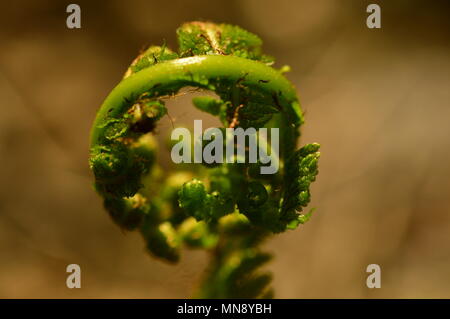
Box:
left=89, top=21, right=320, bottom=298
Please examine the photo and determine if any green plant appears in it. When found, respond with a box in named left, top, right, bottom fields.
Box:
left=89, top=21, right=320, bottom=298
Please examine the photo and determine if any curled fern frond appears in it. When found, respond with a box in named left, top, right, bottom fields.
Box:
left=89, top=21, right=320, bottom=298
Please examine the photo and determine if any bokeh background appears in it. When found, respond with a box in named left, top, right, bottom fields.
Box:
left=0, top=0, right=449, bottom=298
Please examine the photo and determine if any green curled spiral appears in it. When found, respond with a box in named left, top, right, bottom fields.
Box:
left=89, top=22, right=320, bottom=298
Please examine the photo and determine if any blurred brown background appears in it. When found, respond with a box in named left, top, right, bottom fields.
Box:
left=0, top=0, right=449, bottom=298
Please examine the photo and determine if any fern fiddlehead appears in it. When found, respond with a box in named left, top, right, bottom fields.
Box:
left=89, top=22, right=320, bottom=298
